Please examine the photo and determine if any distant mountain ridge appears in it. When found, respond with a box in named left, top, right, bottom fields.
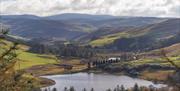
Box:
left=0, top=13, right=169, bottom=40
left=0, top=13, right=179, bottom=52
left=1, top=14, right=41, bottom=19
left=45, top=13, right=118, bottom=21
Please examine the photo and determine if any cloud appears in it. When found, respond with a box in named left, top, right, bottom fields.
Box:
left=0, top=0, right=180, bottom=17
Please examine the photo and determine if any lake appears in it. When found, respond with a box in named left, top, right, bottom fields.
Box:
left=41, top=73, right=166, bottom=91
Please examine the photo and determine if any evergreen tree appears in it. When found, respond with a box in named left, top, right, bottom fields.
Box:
left=52, top=88, right=57, bottom=91
left=107, top=88, right=112, bottom=91
left=64, top=87, right=68, bottom=91
left=82, top=88, right=87, bottom=91
left=70, top=86, right=75, bottom=91
left=113, top=88, right=117, bottom=91
left=116, top=85, right=120, bottom=91
left=91, top=88, right=94, bottom=91
left=44, top=88, right=48, bottom=91
left=120, top=85, right=125, bottom=91
left=133, top=83, right=139, bottom=91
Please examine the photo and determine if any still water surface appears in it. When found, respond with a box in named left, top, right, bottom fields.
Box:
left=42, top=73, right=166, bottom=91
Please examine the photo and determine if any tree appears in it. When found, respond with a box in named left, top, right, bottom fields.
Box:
left=161, top=49, right=180, bottom=89
left=116, top=85, right=120, bottom=91
left=64, top=87, right=68, bottom=91
left=0, top=29, right=39, bottom=91
left=52, top=88, right=57, bottom=91
left=70, top=86, right=75, bottom=91
left=44, top=88, right=48, bottom=91
left=107, top=89, right=112, bottom=91
left=91, top=88, right=94, bottom=91
left=120, top=85, right=125, bottom=91
left=82, top=88, right=87, bottom=91
left=133, top=83, right=139, bottom=91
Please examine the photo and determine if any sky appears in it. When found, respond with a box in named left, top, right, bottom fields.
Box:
left=0, top=0, right=180, bottom=17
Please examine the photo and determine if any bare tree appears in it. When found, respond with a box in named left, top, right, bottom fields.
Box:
left=160, top=49, right=180, bottom=89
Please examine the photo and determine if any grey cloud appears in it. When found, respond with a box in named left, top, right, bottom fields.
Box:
left=0, top=0, right=179, bottom=18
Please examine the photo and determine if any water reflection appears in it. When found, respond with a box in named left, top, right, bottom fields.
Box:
left=42, top=73, right=166, bottom=91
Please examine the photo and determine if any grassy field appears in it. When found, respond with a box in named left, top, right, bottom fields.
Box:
left=90, top=32, right=130, bottom=46
left=25, top=58, right=87, bottom=76
left=110, top=55, right=180, bottom=81
left=126, top=56, right=180, bottom=67
left=140, top=70, right=174, bottom=81
left=1, top=38, right=179, bottom=82
left=89, top=29, right=148, bottom=47
left=0, top=39, right=58, bottom=70
left=15, top=50, right=58, bottom=70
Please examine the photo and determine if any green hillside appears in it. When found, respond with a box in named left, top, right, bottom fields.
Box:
left=88, top=19, right=180, bottom=52
left=90, top=32, right=130, bottom=46
left=0, top=39, right=58, bottom=70
left=15, top=50, right=58, bottom=70
left=127, top=56, right=180, bottom=67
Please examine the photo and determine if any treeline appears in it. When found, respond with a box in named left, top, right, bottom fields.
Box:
left=42, top=83, right=179, bottom=91
left=29, top=43, right=96, bottom=58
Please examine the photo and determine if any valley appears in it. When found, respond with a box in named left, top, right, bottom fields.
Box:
left=0, top=14, right=180, bottom=91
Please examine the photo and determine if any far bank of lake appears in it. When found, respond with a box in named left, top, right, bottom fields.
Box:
left=41, top=72, right=167, bottom=91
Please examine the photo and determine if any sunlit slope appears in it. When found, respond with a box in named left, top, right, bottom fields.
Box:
left=16, top=50, right=58, bottom=70
left=0, top=40, right=58, bottom=70
left=88, top=19, right=180, bottom=51
left=130, top=43, right=180, bottom=67
left=90, top=32, right=130, bottom=46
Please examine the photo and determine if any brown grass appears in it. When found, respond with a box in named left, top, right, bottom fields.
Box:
left=140, top=70, right=174, bottom=81
left=25, top=58, right=87, bottom=76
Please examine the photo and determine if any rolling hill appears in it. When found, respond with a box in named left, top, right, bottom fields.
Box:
left=147, top=43, right=180, bottom=57
left=45, top=13, right=117, bottom=22
left=1, top=13, right=179, bottom=52
left=83, top=18, right=180, bottom=51
left=0, top=16, right=94, bottom=40
left=0, top=14, right=167, bottom=41
left=0, top=38, right=58, bottom=70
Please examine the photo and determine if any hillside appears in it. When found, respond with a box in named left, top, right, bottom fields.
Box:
left=0, top=14, right=167, bottom=41
left=87, top=19, right=180, bottom=51
left=45, top=13, right=117, bottom=22
left=1, top=17, right=94, bottom=40
left=0, top=39, right=58, bottom=70
left=147, top=43, right=180, bottom=57
left=162, top=43, right=180, bottom=56
left=1, top=14, right=179, bottom=52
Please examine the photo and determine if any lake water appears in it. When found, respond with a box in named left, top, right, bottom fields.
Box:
left=41, top=73, right=166, bottom=91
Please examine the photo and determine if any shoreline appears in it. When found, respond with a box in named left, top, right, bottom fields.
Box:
left=39, top=68, right=171, bottom=88
left=39, top=77, right=56, bottom=88
left=25, top=59, right=174, bottom=88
